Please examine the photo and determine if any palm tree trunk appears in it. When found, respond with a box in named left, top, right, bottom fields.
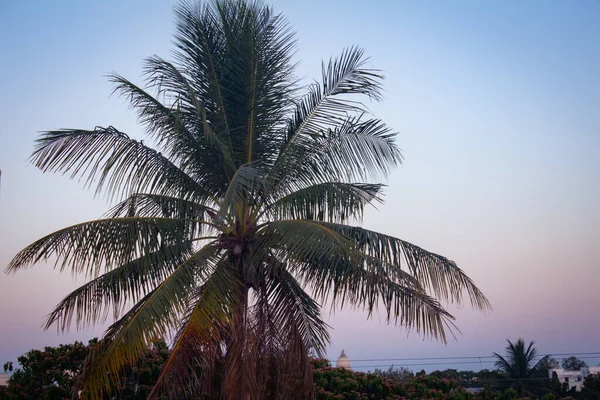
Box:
left=223, top=259, right=257, bottom=400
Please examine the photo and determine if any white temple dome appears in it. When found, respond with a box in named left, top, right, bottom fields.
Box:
left=336, top=349, right=351, bottom=369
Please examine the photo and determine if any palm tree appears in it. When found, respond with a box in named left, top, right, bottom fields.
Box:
left=494, top=339, right=551, bottom=396
left=7, top=0, right=490, bottom=399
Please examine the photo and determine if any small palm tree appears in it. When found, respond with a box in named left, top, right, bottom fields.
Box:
left=494, top=338, right=550, bottom=396
left=7, top=0, right=490, bottom=399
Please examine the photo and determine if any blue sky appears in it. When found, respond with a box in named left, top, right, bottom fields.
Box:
left=0, top=0, right=599, bottom=372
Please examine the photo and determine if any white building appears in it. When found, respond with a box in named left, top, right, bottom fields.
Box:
left=0, top=374, right=8, bottom=387
left=336, top=349, right=351, bottom=370
left=549, top=367, right=600, bottom=391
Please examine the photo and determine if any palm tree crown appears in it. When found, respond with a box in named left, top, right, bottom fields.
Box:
left=7, top=0, right=490, bottom=398
left=494, top=338, right=550, bottom=395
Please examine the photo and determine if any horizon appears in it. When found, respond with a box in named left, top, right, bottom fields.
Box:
left=0, top=0, right=598, bottom=375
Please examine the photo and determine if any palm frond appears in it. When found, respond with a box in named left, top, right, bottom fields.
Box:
left=272, top=116, right=402, bottom=198
left=30, top=127, right=215, bottom=203
left=173, top=0, right=233, bottom=145
left=265, top=182, right=384, bottom=223
left=262, top=264, right=329, bottom=398
left=529, top=354, right=551, bottom=377
left=44, top=243, right=194, bottom=332
left=266, top=261, right=330, bottom=356
left=286, top=46, right=383, bottom=142
left=259, top=220, right=455, bottom=341
left=234, top=2, right=297, bottom=164
left=142, top=56, right=237, bottom=177
left=494, top=353, right=516, bottom=377
left=6, top=217, right=208, bottom=277
left=268, top=47, right=384, bottom=181
left=173, top=0, right=297, bottom=168
left=314, top=222, right=491, bottom=311
left=148, top=258, right=240, bottom=399
left=77, top=243, right=222, bottom=400
left=258, top=219, right=358, bottom=268
left=105, top=192, right=216, bottom=220
left=108, top=74, right=211, bottom=174
left=218, top=163, right=267, bottom=220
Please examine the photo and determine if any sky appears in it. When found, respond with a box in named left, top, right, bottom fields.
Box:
left=0, top=0, right=599, bottom=373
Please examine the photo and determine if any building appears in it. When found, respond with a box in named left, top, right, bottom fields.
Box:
left=336, top=349, right=351, bottom=370
left=549, top=367, right=600, bottom=391
left=0, top=374, right=8, bottom=387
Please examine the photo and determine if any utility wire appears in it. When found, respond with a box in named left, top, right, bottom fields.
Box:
left=329, top=352, right=600, bottom=364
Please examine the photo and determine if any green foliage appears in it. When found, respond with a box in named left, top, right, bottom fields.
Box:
left=3, top=345, right=592, bottom=400
left=312, top=359, right=466, bottom=400
left=0, top=340, right=168, bottom=400
left=581, top=373, right=600, bottom=400
left=493, top=339, right=551, bottom=396
left=372, top=366, right=414, bottom=382
left=431, top=369, right=463, bottom=380
left=0, top=341, right=88, bottom=399
left=562, top=357, right=588, bottom=371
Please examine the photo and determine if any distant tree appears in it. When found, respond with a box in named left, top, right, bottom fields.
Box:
left=430, top=369, right=461, bottom=380
left=0, top=340, right=89, bottom=399
left=458, top=370, right=474, bottom=381
left=539, top=357, right=560, bottom=370
left=562, top=356, right=588, bottom=371
left=493, top=338, right=550, bottom=396
left=475, top=368, right=504, bottom=382
left=0, top=339, right=168, bottom=400
left=372, top=366, right=414, bottom=382
left=2, top=362, right=12, bottom=374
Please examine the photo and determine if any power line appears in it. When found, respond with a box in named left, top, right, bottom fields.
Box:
left=329, top=352, right=600, bottom=364
left=351, top=361, right=497, bottom=369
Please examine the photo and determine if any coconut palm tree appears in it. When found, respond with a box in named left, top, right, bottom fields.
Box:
left=494, top=338, right=551, bottom=396
left=6, top=0, right=490, bottom=399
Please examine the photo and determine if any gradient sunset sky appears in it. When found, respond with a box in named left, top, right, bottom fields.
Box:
left=0, top=0, right=598, bottom=372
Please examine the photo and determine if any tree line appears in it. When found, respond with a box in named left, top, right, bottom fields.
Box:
left=2, top=338, right=599, bottom=399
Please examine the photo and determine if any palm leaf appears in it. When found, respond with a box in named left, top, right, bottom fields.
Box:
left=265, top=182, right=383, bottom=223
left=44, top=243, right=194, bottom=332
left=285, top=46, right=384, bottom=143
left=315, top=222, right=491, bottom=311
left=30, top=127, right=216, bottom=203
left=272, top=116, right=402, bottom=199
left=108, top=74, right=211, bottom=175
left=173, top=0, right=233, bottom=146
left=265, top=261, right=330, bottom=356
left=494, top=353, right=516, bottom=378
left=78, top=243, right=222, bottom=399
left=105, top=192, right=216, bottom=220
left=267, top=47, right=385, bottom=183
left=6, top=217, right=207, bottom=277
left=148, top=258, right=240, bottom=399
left=142, top=56, right=237, bottom=177
left=262, top=265, right=329, bottom=398
left=258, top=219, right=358, bottom=268
left=259, top=220, right=455, bottom=341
